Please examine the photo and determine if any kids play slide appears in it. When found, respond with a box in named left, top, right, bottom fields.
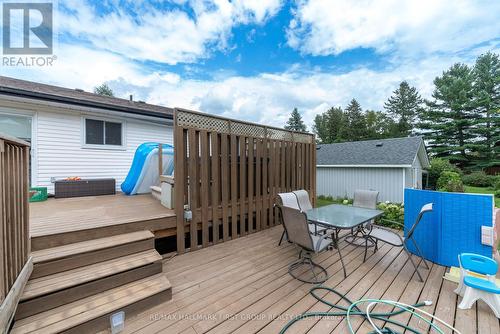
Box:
left=121, top=142, right=174, bottom=195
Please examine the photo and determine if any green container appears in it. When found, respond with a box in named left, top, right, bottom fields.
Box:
left=29, top=187, right=48, bottom=202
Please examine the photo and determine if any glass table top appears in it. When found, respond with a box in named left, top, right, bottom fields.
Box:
left=305, top=204, right=384, bottom=229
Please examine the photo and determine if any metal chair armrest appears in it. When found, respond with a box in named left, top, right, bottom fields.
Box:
left=379, top=219, right=405, bottom=229
left=315, top=231, right=334, bottom=251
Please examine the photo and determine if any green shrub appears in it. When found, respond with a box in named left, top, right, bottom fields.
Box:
left=376, top=202, right=405, bottom=229
left=494, top=178, right=500, bottom=191
left=437, top=171, right=464, bottom=192
left=427, top=158, right=461, bottom=189
left=462, top=171, right=494, bottom=187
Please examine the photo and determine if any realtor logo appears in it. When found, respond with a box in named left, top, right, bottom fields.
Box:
left=2, top=2, right=53, bottom=55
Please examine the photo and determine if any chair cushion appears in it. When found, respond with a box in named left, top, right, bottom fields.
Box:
left=369, top=228, right=403, bottom=246
left=464, top=276, right=500, bottom=294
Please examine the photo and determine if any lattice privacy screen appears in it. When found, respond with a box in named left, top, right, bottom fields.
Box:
left=175, top=108, right=314, bottom=143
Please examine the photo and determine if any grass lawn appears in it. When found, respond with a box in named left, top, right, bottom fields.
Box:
left=316, top=197, right=336, bottom=207
left=464, top=185, right=499, bottom=207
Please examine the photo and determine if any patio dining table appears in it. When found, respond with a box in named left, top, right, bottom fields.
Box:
left=305, top=204, right=384, bottom=277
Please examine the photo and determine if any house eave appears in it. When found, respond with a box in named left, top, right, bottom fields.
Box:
left=317, top=164, right=412, bottom=168
left=0, top=94, right=173, bottom=125
left=0, top=87, right=173, bottom=120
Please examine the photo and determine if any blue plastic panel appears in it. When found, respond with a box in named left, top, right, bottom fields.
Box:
left=404, top=189, right=494, bottom=267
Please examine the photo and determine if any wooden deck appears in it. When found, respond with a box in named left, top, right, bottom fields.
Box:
left=115, top=226, right=499, bottom=334
left=29, top=194, right=176, bottom=250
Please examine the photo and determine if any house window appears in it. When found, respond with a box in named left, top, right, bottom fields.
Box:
left=84, top=118, right=123, bottom=147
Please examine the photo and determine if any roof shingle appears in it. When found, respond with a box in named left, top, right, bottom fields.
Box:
left=317, top=137, right=424, bottom=166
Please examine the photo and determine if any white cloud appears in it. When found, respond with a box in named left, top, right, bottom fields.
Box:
left=3, top=0, right=498, bottom=133
left=119, top=52, right=470, bottom=129
left=57, top=0, right=282, bottom=64
left=3, top=41, right=489, bottom=131
left=287, top=0, right=500, bottom=57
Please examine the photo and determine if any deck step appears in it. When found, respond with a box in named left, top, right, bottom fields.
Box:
left=31, top=231, right=155, bottom=278
left=12, top=274, right=172, bottom=334
left=16, top=250, right=162, bottom=320
left=150, top=185, right=162, bottom=201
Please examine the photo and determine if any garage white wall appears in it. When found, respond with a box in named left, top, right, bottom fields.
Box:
left=316, top=167, right=405, bottom=203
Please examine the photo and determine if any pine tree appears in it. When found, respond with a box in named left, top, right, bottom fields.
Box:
left=418, top=63, right=476, bottom=168
left=312, top=107, right=344, bottom=143
left=339, top=99, right=367, bottom=141
left=94, top=83, right=114, bottom=97
left=384, top=81, right=423, bottom=137
left=470, top=52, right=500, bottom=169
left=284, top=108, right=307, bottom=132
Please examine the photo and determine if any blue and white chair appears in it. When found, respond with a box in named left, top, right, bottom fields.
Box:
left=455, top=253, right=500, bottom=318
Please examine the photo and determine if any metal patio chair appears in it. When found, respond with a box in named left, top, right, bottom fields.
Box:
left=364, top=203, right=433, bottom=282
left=292, top=189, right=313, bottom=211
left=278, top=205, right=334, bottom=284
left=277, top=191, right=327, bottom=246
left=293, top=189, right=328, bottom=235
left=345, top=190, right=379, bottom=247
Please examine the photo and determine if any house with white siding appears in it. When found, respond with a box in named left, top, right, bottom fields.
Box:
left=0, top=76, right=173, bottom=194
left=316, top=137, right=430, bottom=203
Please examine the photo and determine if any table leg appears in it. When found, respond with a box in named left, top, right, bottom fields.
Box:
left=333, top=228, right=347, bottom=278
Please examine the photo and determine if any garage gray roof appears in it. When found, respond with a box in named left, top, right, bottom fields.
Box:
left=317, top=137, right=426, bottom=166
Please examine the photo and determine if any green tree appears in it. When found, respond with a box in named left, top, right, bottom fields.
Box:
left=365, top=110, right=395, bottom=139
left=470, top=52, right=500, bottom=169
left=93, top=83, right=114, bottom=97
left=339, top=99, right=367, bottom=141
left=427, top=158, right=462, bottom=189
left=284, top=108, right=307, bottom=132
left=384, top=81, right=423, bottom=136
left=418, top=63, right=476, bottom=168
left=312, top=107, right=344, bottom=143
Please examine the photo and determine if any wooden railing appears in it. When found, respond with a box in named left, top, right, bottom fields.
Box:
left=0, top=134, right=30, bottom=306
left=173, top=108, right=316, bottom=253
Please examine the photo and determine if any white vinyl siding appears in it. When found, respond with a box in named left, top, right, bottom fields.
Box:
left=412, top=158, right=423, bottom=189
left=405, top=167, right=413, bottom=188
left=316, top=167, right=405, bottom=203
left=34, top=109, right=172, bottom=194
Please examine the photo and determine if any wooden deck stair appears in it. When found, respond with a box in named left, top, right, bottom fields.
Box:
left=12, top=230, right=172, bottom=333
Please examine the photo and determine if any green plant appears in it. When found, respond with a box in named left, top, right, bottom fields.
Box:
left=462, top=171, right=494, bottom=187
left=376, top=202, right=405, bottom=229
left=427, top=158, right=461, bottom=189
left=437, top=171, right=464, bottom=192
left=494, top=177, right=500, bottom=191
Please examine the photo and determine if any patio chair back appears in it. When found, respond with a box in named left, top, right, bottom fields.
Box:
left=406, top=203, right=433, bottom=239
left=293, top=190, right=313, bottom=211
left=353, top=190, right=379, bottom=209
left=277, top=192, right=300, bottom=209
left=459, top=253, right=498, bottom=276
left=279, top=206, right=314, bottom=251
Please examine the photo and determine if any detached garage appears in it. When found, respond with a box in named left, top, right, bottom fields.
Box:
left=316, top=137, right=430, bottom=203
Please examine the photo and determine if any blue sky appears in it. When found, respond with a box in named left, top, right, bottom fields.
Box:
left=2, top=0, right=500, bottom=128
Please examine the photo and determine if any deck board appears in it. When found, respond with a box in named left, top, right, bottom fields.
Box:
left=110, top=226, right=499, bottom=334
left=30, top=194, right=176, bottom=237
